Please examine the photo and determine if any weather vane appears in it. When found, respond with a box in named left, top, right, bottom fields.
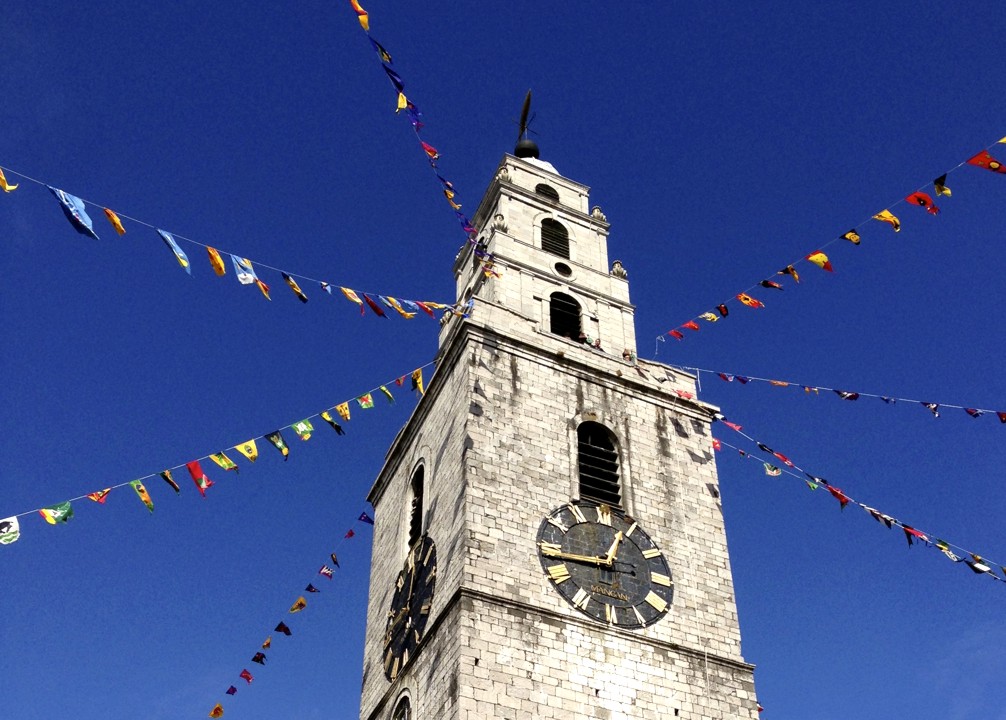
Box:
left=514, top=89, right=540, bottom=159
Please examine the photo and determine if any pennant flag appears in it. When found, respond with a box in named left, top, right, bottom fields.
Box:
left=737, top=293, right=764, bottom=308
left=668, top=330, right=684, bottom=340
left=226, top=686, right=237, bottom=696
left=348, top=0, right=369, bottom=31
left=320, top=282, right=333, bottom=295
left=341, top=287, right=365, bottom=314
left=87, top=488, right=112, bottom=504
left=0, top=517, right=20, bottom=545
left=266, top=431, right=290, bottom=460
left=763, top=463, right=781, bottom=476
left=834, top=390, right=860, bottom=401
left=683, top=320, right=700, bottom=331
left=736, top=376, right=750, bottom=384
left=305, top=584, right=320, bottom=593
left=420, top=141, right=440, bottom=161
left=864, top=505, right=894, bottom=528
left=207, top=247, right=226, bottom=276
left=934, top=540, right=961, bottom=561
left=363, top=294, right=388, bottom=318
left=805, top=251, right=833, bottom=272
left=967, top=150, right=1006, bottom=173
left=933, top=174, right=951, bottom=197
left=998, top=412, right=1006, bottom=424
left=906, top=191, right=939, bottom=215
left=382, top=65, right=405, bottom=93
left=186, top=460, right=214, bottom=497
left=252, top=652, right=267, bottom=665
left=359, top=512, right=374, bottom=525
left=722, top=421, right=742, bottom=432
left=255, top=279, right=271, bottom=300
left=965, top=408, right=983, bottom=418
left=778, top=265, right=800, bottom=283
left=345, top=528, right=356, bottom=539
left=803, top=386, right=819, bottom=394
left=129, top=480, right=154, bottom=513
left=289, top=596, right=307, bottom=613
left=319, top=565, right=334, bottom=579
left=769, top=380, right=790, bottom=387
left=160, top=470, right=180, bottom=494
left=396, top=376, right=405, bottom=387
left=716, top=304, right=729, bottom=317
left=210, top=704, right=224, bottom=718
left=712, top=438, right=722, bottom=451
left=259, top=637, right=271, bottom=651
left=412, top=368, right=425, bottom=395
left=842, top=229, right=861, bottom=245
left=357, top=393, right=375, bottom=409
left=718, top=373, right=734, bottom=382
left=103, top=208, right=126, bottom=235
left=209, top=452, right=239, bottom=473
left=320, top=410, right=345, bottom=435
left=331, top=553, right=340, bottom=567
left=292, top=419, right=313, bottom=441
left=966, top=558, right=992, bottom=574
left=921, top=402, right=940, bottom=418
left=369, top=36, right=392, bottom=63
left=807, top=474, right=829, bottom=488
left=379, top=386, right=395, bottom=403
left=880, top=396, right=896, bottom=404
left=240, top=669, right=253, bottom=684
left=759, top=280, right=783, bottom=290
left=336, top=402, right=351, bottom=421
left=383, top=296, right=416, bottom=319
left=415, top=301, right=436, bottom=318
left=903, top=525, right=929, bottom=547
left=444, top=188, right=462, bottom=209
left=155, top=229, right=193, bottom=273
left=49, top=186, right=99, bottom=239
left=699, top=312, right=719, bottom=322
left=804, top=478, right=818, bottom=490
left=235, top=439, right=258, bottom=463
left=39, top=501, right=73, bottom=525
left=282, top=273, right=309, bottom=303
left=873, top=209, right=901, bottom=232
left=674, top=389, right=695, bottom=400
left=231, top=255, right=257, bottom=284
left=826, top=485, right=850, bottom=510
left=275, top=621, right=292, bottom=636
left=0, top=168, right=18, bottom=192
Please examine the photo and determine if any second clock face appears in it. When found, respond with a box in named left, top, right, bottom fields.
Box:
left=536, top=501, right=673, bottom=628
left=384, top=535, right=437, bottom=681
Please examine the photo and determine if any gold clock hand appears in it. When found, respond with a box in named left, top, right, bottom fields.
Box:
left=602, top=531, right=623, bottom=566
left=539, top=543, right=607, bottom=565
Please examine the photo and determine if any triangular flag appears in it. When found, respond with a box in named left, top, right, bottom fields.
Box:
left=383, top=296, right=416, bottom=319
left=933, top=174, right=951, bottom=197
left=319, top=565, right=334, bottom=579
left=335, top=402, right=351, bottom=421
left=274, top=621, right=292, bottom=635
left=282, top=273, right=309, bottom=303
left=103, top=208, right=126, bottom=235
left=683, top=320, right=700, bottom=331
left=226, top=685, right=238, bottom=695
left=359, top=512, right=374, bottom=525
left=255, top=279, right=271, bottom=300
left=252, top=652, right=267, bottom=665
left=240, top=669, right=253, bottom=684
left=779, top=265, right=800, bottom=283
left=699, top=312, right=719, bottom=322
left=363, top=294, right=388, bottom=318
left=209, top=452, right=239, bottom=473
left=157, top=230, right=190, bottom=273
left=842, top=229, right=861, bottom=245
left=737, top=293, right=764, bottom=308
left=289, top=596, right=307, bottom=613
left=0, top=168, right=18, bottom=192
left=129, top=480, right=154, bottom=513
left=805, top=251, right=833, bottom=272
left=906, top=191, right=939, bottom=215
left=763, top=463, right=781, bottom=476
left=668, top=330, right=684, bottom=340
left=231, top=255, right=257, bottom=284
left=834, top=390, right=860, bottom=401
left=0, top=516, right=20, bottom=545
left=873, top=209, right=901, bottom=232
left=266, top=431, right=290, bottom=460
left=186, top=461, right=214, bottom=497
left=207, top=247, right=227, bottom=276
left=345, top=528, right=356, bottom=539
left=331, top=553, right=340, bottom=567
left=210, top=704, right=224, bottom=718
left=49, top=186, right=99, bottom=239
left=292, top=419, right=313, bottom=441
left=369, top=36, right=392, bottom=63
left=234, top=439, right=258, bottom=463
left=261, top=636, right=272, bottom=649
left=39, top=501, right=74, bottom=524
left=382, top=65, right=405, bottom=93
left=967, top=150, right=1006, bottom=174
left=921, top=402, right=940, bottom=418
left=760, top=280, right=783, bottom=290
left=305, top=584, right=320, bottom=593
left=826, top=485, right=850, bottom=510
left=379, top=386, right=395, bottom=403
left=965, top=408, right=983, bottom=418
left=357, top=393, right=375, bottom=409
left=160, top=470, right=180, bottom=494
left=420, top=141, right=440, bottom=161
left=412, top=368, right=425, bottom=395
left=341, top=287, right=365, bottom=314
left=349, top=0, right=369, bottom=31
left=320, top=410, right=346, bottom=435
left=87, top=488, right=112, bottom=504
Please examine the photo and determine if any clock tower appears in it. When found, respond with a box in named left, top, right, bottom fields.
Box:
left=359, top=130, right=758, bottom=719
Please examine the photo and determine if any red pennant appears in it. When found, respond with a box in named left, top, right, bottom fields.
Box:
left=683, top=321, right=700, bottom=331
left=363, top=294, right=388, bottom=318
left=968, top=150, right=1006, bottom=174
left=826, top=485, right=850, bottom=510
left=906, top=191, right=940, bottom=215
left=668, top=330, right=684, bottom=340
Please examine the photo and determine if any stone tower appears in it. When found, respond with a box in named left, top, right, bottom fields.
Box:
left=358, top=139, right=758, bottom=720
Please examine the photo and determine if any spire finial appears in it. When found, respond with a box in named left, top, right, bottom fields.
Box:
left=514, top=90, right=539, bottom=159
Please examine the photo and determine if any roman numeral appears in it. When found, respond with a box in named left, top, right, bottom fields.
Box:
left=596, top=504, right=612, bottom=525
left=547, top=564, right=571, bottom=583
left=568, top=504, right=587, bottom=523
left=651, top=572, right=672, bottom=587
left=572, top=587, right=590, bottom=610
left=641, top=548, right=661, bottom=559
left=644, top=591, right=668, bottom=613
left=548, top=516, right=569, bottom=533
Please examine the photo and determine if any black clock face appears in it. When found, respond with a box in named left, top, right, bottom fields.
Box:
left=536, top=501, right=673, bottom=628
left=384, top=535, right=437, bottom=681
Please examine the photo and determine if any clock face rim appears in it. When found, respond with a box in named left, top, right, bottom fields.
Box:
left=536, top=500, right=673, bottom=629
left=383, top=535, right=437, bottom=682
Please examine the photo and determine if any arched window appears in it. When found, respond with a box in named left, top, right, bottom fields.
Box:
left=578, top=422, right=621, bottom=507
left=392, top=697, right=411, bottom=720
left=541, top=219, right=570, bottom=259
left=535, top=183, right=560, bottom=203
left=408, top=466, right=424, bottom=548
left=549, top=292, right=582, bottom=342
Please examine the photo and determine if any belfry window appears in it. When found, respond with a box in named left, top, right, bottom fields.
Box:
left=549, top=292, right=582, bottom=342
left=392, top=697, right=411, bottom=720
left=541, top=219, right=570, bottom=259
left=578, top=422, right=621, bottom=507
left=535, top=183, right=560, bottom=203
left=408, top=466, right=424, bottom=548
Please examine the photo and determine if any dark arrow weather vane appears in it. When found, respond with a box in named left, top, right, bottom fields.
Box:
left=514, top=90, right=540, bottom=158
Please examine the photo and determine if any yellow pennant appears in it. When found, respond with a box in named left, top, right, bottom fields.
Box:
left=283, top=273, right=308, bottom=303
left=386, top=296, right=416, bottom=319
left=699, top=312, right=719, bottom=323
left=412, top=368, right=425, bottom=395
left=234, top=439, right=259, bottom=462
left=842, top=229, right=861, bottom=245
left=210, top=452, right=239, bottom=472
left=349, top=0, right=369, bottom=31
left=256, top=279, right=272, bottom=300
left=289, top=596, right=307, bottom=613
left=341, top=287, right=363, bottom=307
left=444, top=189, right=461, bottom=209
left=396, top=92, right=407, bottom=112
left=336, top=402, right=351, bottom=421
left=207, top=247, right=227, bottom=276
left=873, top=209, right=901, bottom=232
left=0, top=168, right=18, bottom=192
left=103, top=209, right=126, bottom=235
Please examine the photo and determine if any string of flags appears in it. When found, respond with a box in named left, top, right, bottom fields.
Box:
left=670, top=364, right=1006, bottom=424
left=0, top=363, right=431, bottom=546
left=711, top=413, right=1006, bottom=585
left=0, top=166, right=469, bottom=321
left=656, top=135, right=1006, bottom=347
left=344, top=0, right=500, bottom=278
left=208, top=509, right=374, bottom=717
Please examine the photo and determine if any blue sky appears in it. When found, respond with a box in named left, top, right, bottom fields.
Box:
left=2, top=3, right=1005, bottom=719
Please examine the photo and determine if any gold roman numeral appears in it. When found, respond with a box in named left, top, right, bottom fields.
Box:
left=605, top=603, right=618, bottom=625
left=548, top=516, right=569, bottom=533
left=547, top=564, right=571, bottom=583
left=420, top=602, right=432, bottom=615
left=641, top=548, right=661, bottom=559
left=568, top=504, right=587, bottom=523
left=423, top=544, right=434, bottom=564
left=596, top=504, right=612, bottom=525
left=571, top=587, right=590, bottom=610
left=651, top=572, right=672, bottom=587
left=539, top=542, right=563, bottom=557
left=632, top=605, right=646, bottom=625
left=625, top=521, right=638, bottom=538
left=644, top=591, right=668, bottom=613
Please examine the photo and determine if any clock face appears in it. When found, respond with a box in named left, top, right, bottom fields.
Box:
left=384, top=535, right=437, bottom=681
left=536, top=501, right=673, bottom=628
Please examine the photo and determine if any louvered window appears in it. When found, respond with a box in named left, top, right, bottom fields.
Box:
left=408, top=466, right=424, bottom=548
left=535, top=183, right=560, bottom=203
left=393, top=698, right=411, bottom=720
left=578, top=422, right=621, bottom=507
left=549, top=292, right=582, bottom=342
left=541, top=219, right=570, bottom=258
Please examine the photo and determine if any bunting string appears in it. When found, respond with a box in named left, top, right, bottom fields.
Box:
left=0, top=165, right=465, bottom=320
left=712, top=414, right=1006, bottom=585
left=667, top=363, right=1006, bottom=423
left=656, top=135, right=1006, bottom=347
left=0, top=362, right=433, bottom=545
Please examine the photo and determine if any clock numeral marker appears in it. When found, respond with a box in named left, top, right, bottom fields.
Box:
left=632, top=605, right=646, bottom=625
left=390, top=657, right=400, bottom=680
left=548, top=516, right=569, bottom=533
left=384, top=648, right=393, bottom=670
left=605, top=603, right=618, bottom=625
left=625, top=521, right=638, bottom=538
left=571, top=587, right=591, bottom=610
left=651, top=572, right=672, bottom=587
left=539, top=542, right=563, bottom=557
left=413, top=629, right=422, bottom=644
left=402, top=648, right=409, bottom=666
left=596, top=504, right=612, bottom=525
left=424, top=544, right=434, bottom=565
left=568, top=504, right=587, bottom=523
left=547, top=564, right=571, bottom=583
left=407, top=552, right=415, bottom=570
left=396, top=575, right=404, bottom=590
left=641, top=548, right=661, bottom=559
left=420, top=602, right=432, bottom=615
left=644, top=591, right=668, bottom=613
